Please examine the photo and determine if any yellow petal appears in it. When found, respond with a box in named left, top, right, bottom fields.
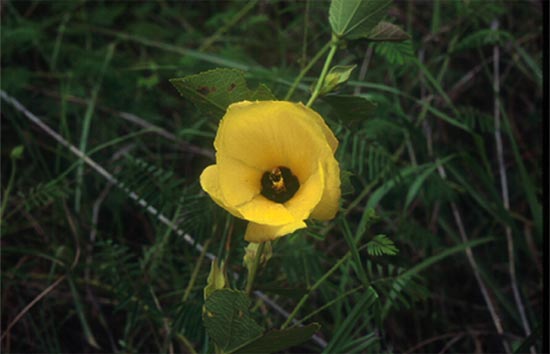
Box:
left=244, top=220, right=307, bottom=243
left=295, top=102, right=339, bottom=153
left=236, top=195, right=295, bottom=226
left=284, top=161, right=324, bottom=221
left=217, top=153, right=262, bottom=206
left=215, top=101, right=333, bottom=182
left=200, top=165, right=243, bottom=218
left=311, top=155, right=341, bottom=220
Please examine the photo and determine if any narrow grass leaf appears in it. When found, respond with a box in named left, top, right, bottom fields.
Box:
left=341, top=217, right=369, bottom=288
left=74, top=42, right=116, bottom=212
left=67, top=277, right=100, bottom=349
left=324, top=287, right=379, bottom=353
left=404, top=155, right=456, bottom=210
left=382, top=237, right=494, bottom=317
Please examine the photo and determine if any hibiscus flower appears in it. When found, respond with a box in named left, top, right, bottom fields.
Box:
left=200, top=100, right=340, bottom=242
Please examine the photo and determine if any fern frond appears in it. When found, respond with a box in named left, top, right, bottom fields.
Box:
left=367, top=261, right=430, bottom=313
left=18, top=180, right=70, bottom=211
left=374, top=40, right=415, bottom=66
left=454, top=29, right=513, bottom=53
left=367, top=143, right=400, bottom=183
left=367, top=234, right=399, bottom=256
left=114, top=155, right=186, bottom=215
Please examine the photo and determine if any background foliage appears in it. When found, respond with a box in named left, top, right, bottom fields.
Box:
left=1, top=1, right=543, bottom=353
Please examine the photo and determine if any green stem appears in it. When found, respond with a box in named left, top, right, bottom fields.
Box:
left=0, top=158, right=17, bottom=225
left=293, top=286, right=363, bottom=327
left=74, top=43, right=115, bottom=212
left=183, top=239, right=211, bottom=302
left=341, top=218, right=370, bottom=289
left=280, top=251, right=352, bottom=329
left=245, top=242, right=266, bottom=296
left=306, top=38, right=339, bottom=107
left=284, top=42, right=331, bottom=101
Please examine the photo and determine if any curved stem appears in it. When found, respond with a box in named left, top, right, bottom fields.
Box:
left=245, top=242, right=266, bottom=296
left=306, top=39, right=339, bottom=107
left=284, top=42, right=331, bottom=101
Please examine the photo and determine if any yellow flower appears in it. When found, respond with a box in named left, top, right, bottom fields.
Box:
left=200, top=100, right=340, bottom=243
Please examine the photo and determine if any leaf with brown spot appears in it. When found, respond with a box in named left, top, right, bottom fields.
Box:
left=203, top=289, right=264, bottom=352
left=170, top=68, right=276, bottom=119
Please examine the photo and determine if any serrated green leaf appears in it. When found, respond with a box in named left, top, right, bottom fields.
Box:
left=323, top=94, right=377, bottom=122
left=329, top=0, right=392, bottom=40
left=318, top=65, right=356, bottom=95
left=203, top=289, right=264, bottom=352
left=169, top=68, right=276, bottom=119
left=231, top=323, right=321, bottom=354
left=366, top=21, right=410, bottom=42
left=367, top=234, right=398, bottom=256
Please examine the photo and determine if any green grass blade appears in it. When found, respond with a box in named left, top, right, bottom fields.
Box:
left=74, top=43, right=116, bottom=212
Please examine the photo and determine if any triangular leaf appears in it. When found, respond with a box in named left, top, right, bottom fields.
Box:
left=366, top=21, right=410, bottom=42
left=329, top=0, right=392, bottom=40
left=203, top=289, right=264, bottom=352
left=231, top=323, right=321, bottom=354
left=170, top=68, right=276, bottom=119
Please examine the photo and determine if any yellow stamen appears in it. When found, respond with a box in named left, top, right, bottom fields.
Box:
left=269, top=167, right=286, bottom=192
